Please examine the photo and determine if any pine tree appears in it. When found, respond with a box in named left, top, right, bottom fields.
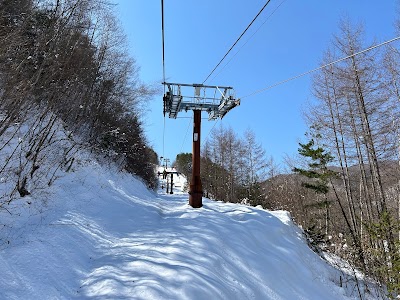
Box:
left=293, top=138, right=338, bottom=247
left=174, top=153, right=192, bottom=179
left=293, top=139, right=337, bottom=195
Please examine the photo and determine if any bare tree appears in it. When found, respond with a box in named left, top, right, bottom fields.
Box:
left=303, top=19, right=400, bottom=290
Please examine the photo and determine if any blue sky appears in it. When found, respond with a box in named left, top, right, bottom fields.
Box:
left=112, top=0, right=398, bottom=168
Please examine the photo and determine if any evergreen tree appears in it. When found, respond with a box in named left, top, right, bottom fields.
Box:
left=174, top=153, right=192, bottom=179
left=293, top=139, right=337, bottom=195
left=293, top=138, right=337, bottom=247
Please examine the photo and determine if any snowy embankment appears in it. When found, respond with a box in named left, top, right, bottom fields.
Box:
left=0, top=160, right=375, bottom=299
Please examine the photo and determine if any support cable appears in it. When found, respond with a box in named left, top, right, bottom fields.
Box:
left=180, top=117, right=193, bottom=154
left=204, top=119, right=220, bottom=143
left=162, top=116, right=166, bottom=158
left=202, top=0, right=272, bottom=84
left=240, top=35, right=400, bottom=99
left=161, top=0, right=166, bottom=157
left=161, top=0, right=166, bottom=87
left=209, top=0, right=287, bottom=83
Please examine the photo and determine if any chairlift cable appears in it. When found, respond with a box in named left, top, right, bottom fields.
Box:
left=180, top=117, right=193, bottom=154
left=209, top=0, right=287, bottom=83
left=240, top=35, right=400, bottom=99
left=161, top=0, right=166, bottom=89
left=202, top=0, right=273, bottom=84
left=204, top=119, right=220, bottom=143
left=161, top=0, right=166, bottom=157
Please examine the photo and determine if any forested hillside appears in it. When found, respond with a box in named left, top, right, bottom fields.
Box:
left=295, top=21, right=400, bottom=293
left=0, top=0, right=158, bottom=213
left=178, top=20, right=400, bottom=295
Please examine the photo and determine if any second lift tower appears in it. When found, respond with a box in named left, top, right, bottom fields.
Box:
left=163, top=82, right=240, bottom=208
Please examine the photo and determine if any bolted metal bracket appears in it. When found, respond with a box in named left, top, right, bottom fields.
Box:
left=162, top=82, right=240, bottom=120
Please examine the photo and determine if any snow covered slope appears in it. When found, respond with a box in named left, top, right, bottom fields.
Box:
left=0, top=161, right=372, bottom=299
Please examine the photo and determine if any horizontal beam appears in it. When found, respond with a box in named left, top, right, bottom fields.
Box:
left=163, top=82, right=233, bottom=90
left=180, top=102, right=219, bottom=110
left=177, top=96, right=227, bottom=101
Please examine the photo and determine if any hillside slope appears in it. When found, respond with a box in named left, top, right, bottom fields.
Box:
left=0, top=161, right=375, bottom=299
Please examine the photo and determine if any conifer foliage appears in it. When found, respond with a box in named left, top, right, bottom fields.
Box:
left=174, top=153, right=192, bottom=180
left=293, top=139, right=337, bottom=195
left=293, top=139, right=337, bottom=251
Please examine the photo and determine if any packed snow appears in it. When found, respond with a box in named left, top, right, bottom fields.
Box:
left=0, top=159, right=379, bottom=299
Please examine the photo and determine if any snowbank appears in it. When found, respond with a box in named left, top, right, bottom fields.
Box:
left=0, top=161, right=376, bottom=299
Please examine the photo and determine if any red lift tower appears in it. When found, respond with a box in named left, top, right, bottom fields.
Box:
left=163, top=82, right=240, bottom=208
